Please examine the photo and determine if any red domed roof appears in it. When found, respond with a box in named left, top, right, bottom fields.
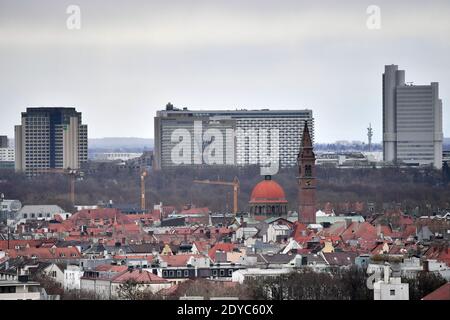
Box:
left=250, top=176, right=288, bottom=204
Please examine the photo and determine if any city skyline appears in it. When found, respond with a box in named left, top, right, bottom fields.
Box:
left=1, top=0, right=450, bottom=142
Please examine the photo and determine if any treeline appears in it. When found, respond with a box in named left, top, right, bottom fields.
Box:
left=0, top=165, right=449, bottom=214
left=243, top=268, right=446, bottom=300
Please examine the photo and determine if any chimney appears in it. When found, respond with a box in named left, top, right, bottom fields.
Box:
left=345, top=218, right=352, bottom=229
left=384, top=265, right=390, bottom=283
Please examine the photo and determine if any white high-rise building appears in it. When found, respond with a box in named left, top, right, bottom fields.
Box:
left=383, top=65, right=443, bottom=169
left=14, top=107, right=88, bottom=174
left=154, top=104, right=314, bottom=170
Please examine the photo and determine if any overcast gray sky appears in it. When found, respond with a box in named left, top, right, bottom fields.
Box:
left=0, top=0, right=449, bottom=142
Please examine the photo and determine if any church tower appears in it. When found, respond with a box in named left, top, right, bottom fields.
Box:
left=298, top=121, right=316, bottom=224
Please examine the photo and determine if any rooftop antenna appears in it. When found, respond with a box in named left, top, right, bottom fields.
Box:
left=367, top=123, right=373, bottom=152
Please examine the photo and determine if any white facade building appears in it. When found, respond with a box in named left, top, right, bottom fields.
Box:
left=42, top=264, right=65, bottom=287
left=154, top=105, right=314, bottom=169
left=16, top=205, right=69, bottom=222
left=0, top=199, right=22, bottom=212
left=266, top=224, right=291, bottom=243
left=0, top=148, right=15, bottom=162
left=64, top=265, right=84, bottom=291
left=373, top=265, right=409, bottom=300
left=0, top=280, right=42, bottom=300
left=93, top=153, right=142, bottom=162
left=231, top=268, right=291, bottom=284
left=383, top=65, right=443, bottom=169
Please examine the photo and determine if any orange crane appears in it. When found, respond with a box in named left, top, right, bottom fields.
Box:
left=193, top=176, right=240, bottom=214
left=33, top=168, right=82, bottom=206
left=140, top=170, right=148, bottom=210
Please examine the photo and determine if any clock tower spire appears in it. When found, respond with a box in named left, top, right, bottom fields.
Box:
left=298, top=121, right=316, bottom=224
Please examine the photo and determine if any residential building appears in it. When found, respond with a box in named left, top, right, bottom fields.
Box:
left=81, top=267, right=171, bottom=299
left=15, top=205, right=68, bottom=222
left=92, top=152, right=143, bottom=162
left=231, top=268, right=291, bottom=284
left=64, top=265, right=84, bottom=291
left=14, top=107, right=88, bottom=174
left=0, top=277, right=43, bottom=300
left=373, top=265, right=409, bottom=300
left=41, top=263, right=65, bottom=287
left=0, top=147, right=14, bottom=162
left=0, top=198, right=22, bottom=212
left=154, top=103, right=314, bottom=169
left=266, top=224, right=291, bottom=243
left=382, top=65, right=443, bottom=169
left=0, top=146, right=15, bottom=170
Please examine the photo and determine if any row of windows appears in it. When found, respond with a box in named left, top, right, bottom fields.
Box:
left=23, top=213, right=52, bottom=218
left=163, top=269, right=190, bottom=278
left=162, top=269, right=235, bottom=278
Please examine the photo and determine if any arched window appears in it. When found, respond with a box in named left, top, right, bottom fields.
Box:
left=305, top=165, right=312, bottom=177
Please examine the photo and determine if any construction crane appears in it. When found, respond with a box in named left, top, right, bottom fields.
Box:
left=140, top=170, right=148, bottom=211
left=33, top=168, right=82, bottom=206
left=193, top=176, right=240, bottom=214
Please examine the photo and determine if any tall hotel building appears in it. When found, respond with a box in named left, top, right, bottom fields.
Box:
left=15, top=107, right=88, bottom=174
left=383, top=65, right=443, bottom=169
left=154, top=104, right=314, bottom=170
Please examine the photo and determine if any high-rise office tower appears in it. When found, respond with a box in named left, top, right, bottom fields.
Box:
left=15, top=107, right=88, bottom=174
left=154, top=104, right=314, bottom=170
left=383, top=65, right=443, bottom=169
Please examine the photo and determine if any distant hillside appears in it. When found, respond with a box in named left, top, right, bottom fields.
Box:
left=89, top=137, right=153, bottom=152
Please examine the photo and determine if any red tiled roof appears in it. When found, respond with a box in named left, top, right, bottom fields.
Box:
left=425, top=246, right=450, bottom=265
left=179, top=207, right=210, bottom=215
left=6, top=246, right=81, bottom=260
left=159, top=283, right=179, bottom=296
left=402, top=225, right=417, bottom=239
left=112, top=269, right=168, bottom=284
left=208, top=243, right=235, bottom=261
left=192, top=241, right=210, bottom=253
left=95, top=264, right=128, bottom=272
left=0, top=240, right=43, bottom=250
left=70, top=208, right=133, bottom=225
left=341, top=222, right=377, bottom=242
left=159, top=254, right=207, bottom=267
left=422, top=283, right=450, bottom=300
left=48, top=223, right=71, bottom=233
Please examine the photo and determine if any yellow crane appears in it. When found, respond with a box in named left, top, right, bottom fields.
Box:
left=33, top=168, right=82, bottom=207
left=140, top=170, right=148, bottom=210
left=193, top=176, right=240, bottom=214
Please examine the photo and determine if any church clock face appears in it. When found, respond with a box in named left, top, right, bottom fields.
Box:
left=305, top=179, right=312, bottom=187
